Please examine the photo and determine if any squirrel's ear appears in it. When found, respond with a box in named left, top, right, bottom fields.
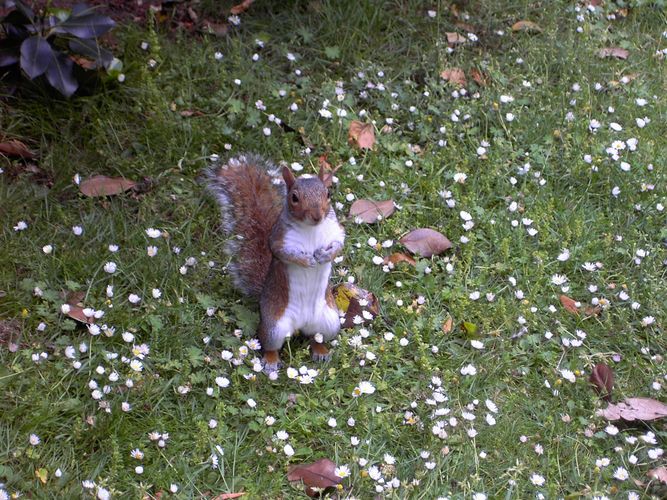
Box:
left=319, top=164, right=333, bottom=188
left=282, top=166, right=296, bottom=190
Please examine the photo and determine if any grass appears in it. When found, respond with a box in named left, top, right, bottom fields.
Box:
left=1, top=0, right=666, bottom=498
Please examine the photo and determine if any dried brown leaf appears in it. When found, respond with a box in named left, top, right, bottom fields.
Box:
left=79, top=175, right=137, bottom=197
left=333, top=284, right=379, bottom=329
left=349, top=199, right=395, bottom=223
left=559, top=295, right=579, bottom=315
left=0, top=139, right=35, bottom=159
left=400, top=228, right=452, bottom=257
left=211, top=493, right=245, bottom=500
left=511, top=20, right=543, bottom=33
left=446, top=32, right=467, bottom=45
left=647, top=467, right=667, bottom=484
left=201, top=21, right=229, bottom=37
left=230, top=0, right=254, bottom=15
left=179, top=110, right=205, bottom=117
left=440, top=68, right=467, bottom=87
left=348, top=121, right=375, bottom=150
left=287, top=458, right=341, bottom=493
left=598, top=47, right=629, bottom=60
left=383, top=252, right=416, bottom=267
left=65, top=305, right=94, bottom=324
left=597, top=397, right=667, bottom=422
left=0, top=319, right=21, bottom=347
left=469, top=68, right=489, bottom=86
left=455, top=21, right=476, bottom=33
left=589, top=363, right=614, bottom=401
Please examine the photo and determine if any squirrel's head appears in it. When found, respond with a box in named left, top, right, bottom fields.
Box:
left=282, top=165, right=333, bottom=225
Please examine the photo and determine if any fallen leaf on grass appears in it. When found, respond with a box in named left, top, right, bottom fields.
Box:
left=0, top=139, right=35, bottom=159
left=589, top=363, right=614, bottom=401
left=440, top=68, right=466, bottom=86
left=179, top=110, right=205, bottom=117
left=400, top=228, right=452, bottom=257
left=383, top=252, right=416, bottom=267
left=349, top=199, right=395, bottom=223
left=511, top=20, right=543, bottom=33
left=598, top=47, right=629, bottom=59
left=597, top=397, right=667, bottom=422
left=79, top=175, right=137, bottom=197
left=446, top=32, right=467, bottom=45
left=230, top=0, right=254, bottom=15
left=333, top=284, right=379, bottom=328
left=65, top=305, right=94, bottom=324
left=469, top=68, right=489, bottom=86
left=35, top=468, right=48, bottom=484
left=287, top=458, right=341, bottom=497
left=559, top=295, right=579, bottom=314
left=347, top=121, right=375, bottom=150
left=201, top=21, right=229, bottom=37
left=647, top=467, right=667, bottom=484
left=211, top=493, right=245, bottom=500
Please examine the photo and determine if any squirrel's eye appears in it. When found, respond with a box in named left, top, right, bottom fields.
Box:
left=327, top=189, right=331, bottom=199
left=291, top=193, right=299, bottom=203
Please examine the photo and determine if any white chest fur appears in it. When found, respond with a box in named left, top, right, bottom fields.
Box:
left=281, top=218, right=344, bottom=333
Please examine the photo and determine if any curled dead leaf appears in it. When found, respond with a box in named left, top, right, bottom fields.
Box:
left=446, top=32, right=467, bottom=45
left=65, top=305, right=94, bottom=324
left=647, top=466, right=667, bottom=484
left=349, top=199, right=395, bottom=223
left=180, top=110, right=205, bottom=117
left=211, top=493, right=245, bottom=500
left=287, top=458, right=341, bottom=497
left=400, top=228, right=452, bottom=257
left=597, top=397, right=667, bottom=422
left=469, top=68, right=489, bottom=87
left=440, top=68, right=466, bottom=87
left=230, top=0, right=254, bottom=15
left=589, top=363, right=614, bottom=401
left=383, top=252, right=416, bottom=267
left=347, top=121, right=375, bottom=150
left=0, top=139, right=35, bottom=159
left=511, top=20, right=543, bottom=33
left=333, top=284, right=379, bottom=328
left=559, top=295, right=579, bottom=315
left=80, top=175, right=137, bottom=197
left=598, top=47, right=629, bottom=60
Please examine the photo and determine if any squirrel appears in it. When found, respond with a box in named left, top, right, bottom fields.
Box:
left=204, top=154, right=345, bottom=373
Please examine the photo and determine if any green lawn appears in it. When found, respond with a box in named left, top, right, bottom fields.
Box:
left=1, top=0, right=666, bottom=498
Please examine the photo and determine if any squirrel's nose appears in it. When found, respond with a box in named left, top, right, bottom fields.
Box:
left=312, top=214, right=322, bottom=223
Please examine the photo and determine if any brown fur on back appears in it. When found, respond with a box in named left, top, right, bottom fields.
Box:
left=204, top=154, right=285, bottom=297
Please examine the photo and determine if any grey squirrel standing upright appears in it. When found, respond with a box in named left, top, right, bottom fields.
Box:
left=204, top=154, right=345, bottom=372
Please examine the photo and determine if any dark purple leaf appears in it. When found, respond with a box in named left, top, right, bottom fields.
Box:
left=8, top=0, right=35, bottom=22
left=69, top=38, right=112, bottom=68
left=0, top=48, right=19, bottom=67
left=20, top=36, right=53, bottom=79
left=45, top=52, right=78, bottom=97
left=54, top=13, right=115, bottom=39
left=72, top=3, right=97, bottom=16
left=2, top=10, right=31, bottom=38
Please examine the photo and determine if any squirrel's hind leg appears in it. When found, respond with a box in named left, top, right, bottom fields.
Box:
left=258, top=315, right=292, bottom=374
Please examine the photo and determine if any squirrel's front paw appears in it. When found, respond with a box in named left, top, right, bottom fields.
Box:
left=313, top=247, right=332, bottom=264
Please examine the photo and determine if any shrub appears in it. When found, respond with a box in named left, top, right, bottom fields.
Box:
left=0, top=1, right=120, bottom=97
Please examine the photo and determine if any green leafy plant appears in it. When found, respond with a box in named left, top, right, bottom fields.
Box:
left=0, top=1, right=120, bottom=97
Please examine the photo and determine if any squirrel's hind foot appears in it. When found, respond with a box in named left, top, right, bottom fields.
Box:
left=310, top=342, right=331, bottom=363
left=262, top=350, right=282, bottom=374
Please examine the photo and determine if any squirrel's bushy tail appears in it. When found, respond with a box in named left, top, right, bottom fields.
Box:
left=204, top=154, right=285, bottom=298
